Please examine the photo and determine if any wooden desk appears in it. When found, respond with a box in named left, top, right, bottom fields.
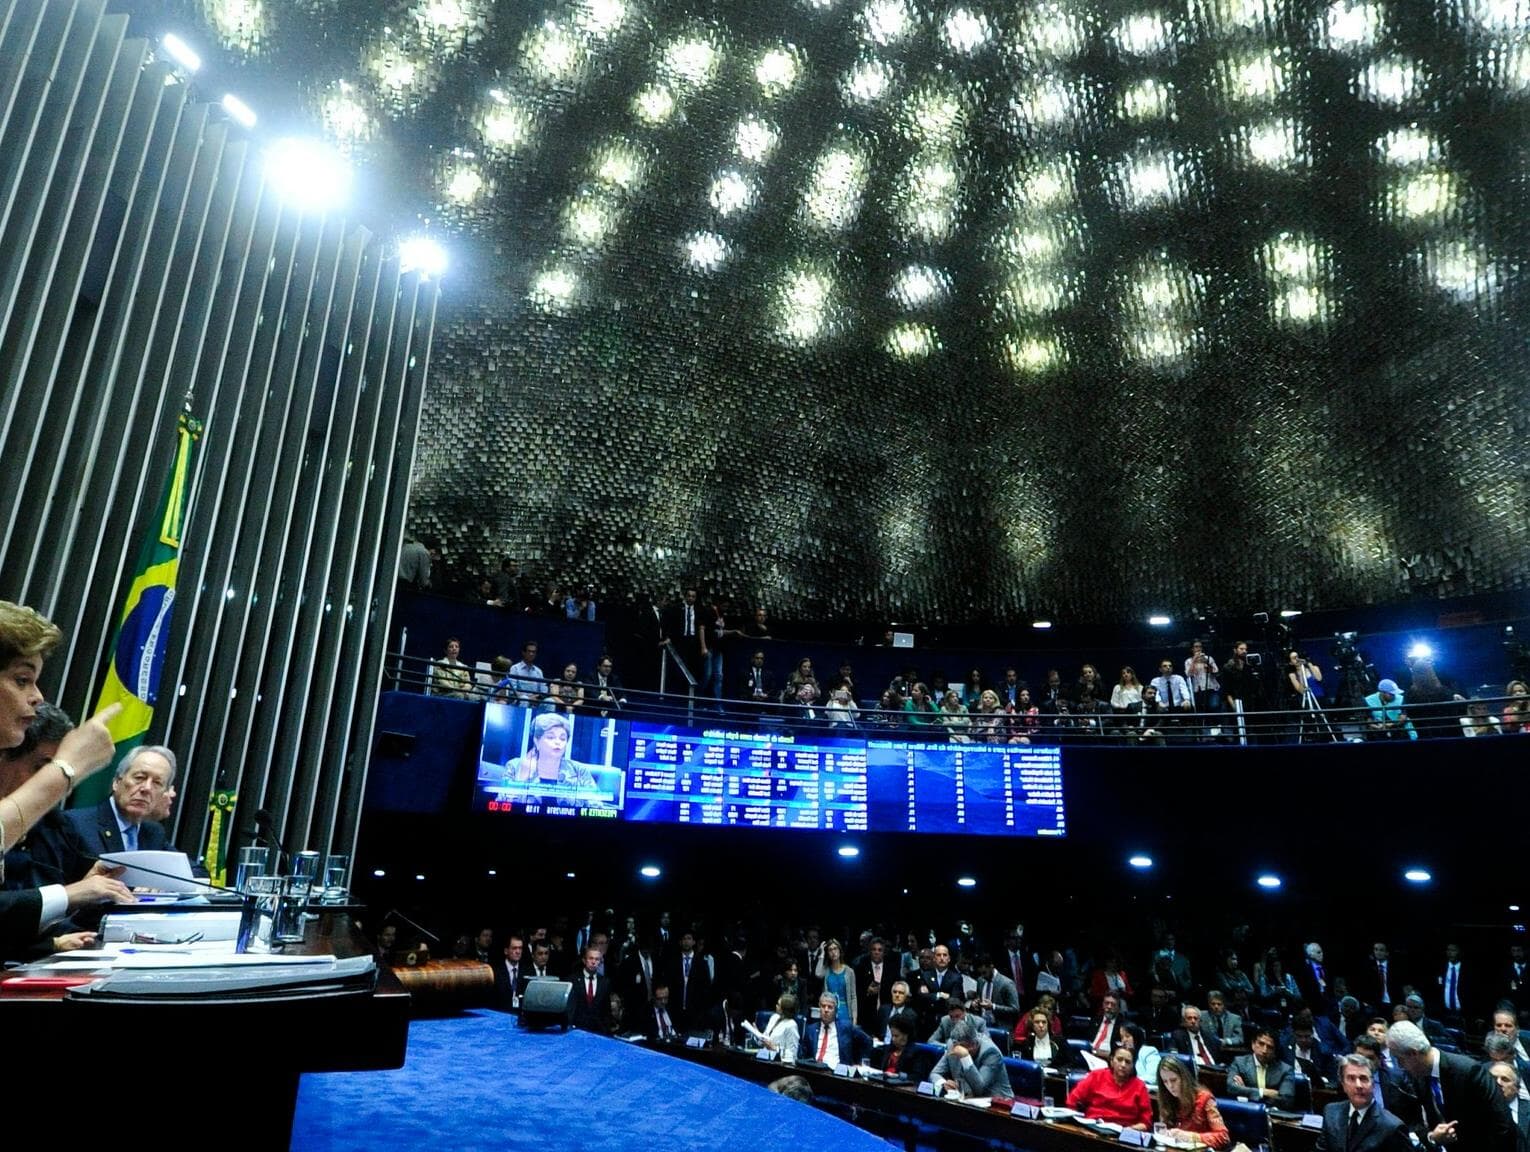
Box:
left=648, top=1040, right=1323, bottom=1152
left=2, top=911, right=409, bottom=1143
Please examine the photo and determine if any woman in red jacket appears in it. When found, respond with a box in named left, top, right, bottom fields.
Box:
left=1067, top=1042, right=1152, bottom=1130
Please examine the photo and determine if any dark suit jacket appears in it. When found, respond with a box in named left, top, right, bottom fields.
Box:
left=665, top=951, right=712, bottom=1026
left=661, top=603, right=705, bottom=676
left=871, top=1041, right=933, bottom=1081
left=569, top=970, right=611, bottom=1032
left=1355, top=959, right=1403, bottom=1011
left=1017, top=1034, right=1066, bottom=1065
left=925, top=967, right=964, bottom=1013
left=1313, top=1102, right=1412, bottom=1152
left=641, top=1001, right=682, bottom=1041
left=1296, top=959, right=1335, bottom=1011
left=617, top=950, right=659, bottom=1011
left=1226, top=1053, right=1298, bottom=1108
left=736, top=666, right=777, bottom=702
left=1513, top=1099, right=1530, bottom=1152
left=799, top=1019, right=870, bottom=1065
left=1429, top=1050, right=1518, bottom=1152
left=855, top=958, right=894, bottom=1027
left=1170, top=1026, right=1222, bottom=1065
left=0, top=888, right=44, bottom=959
left=63, top=799, right=167, bottom=858
left=494, top=958, right=542, bottom=1013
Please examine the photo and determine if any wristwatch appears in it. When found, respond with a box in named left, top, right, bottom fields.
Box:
left=53, top=759, right=76, bottom=789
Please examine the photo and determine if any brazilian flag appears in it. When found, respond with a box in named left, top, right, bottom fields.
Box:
left=75, top=411, right=202, bottom=807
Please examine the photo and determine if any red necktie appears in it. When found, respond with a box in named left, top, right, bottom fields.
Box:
left=818, top=1026, right=831, bottom=1061
left=1094, top=1018, right=1112, bottom=1050
left=1198, top=1037, right=1213, bottom=1064
left=586, top=975, right=595, bottom=1004
left=886, top=1049, right=900, bottom=1074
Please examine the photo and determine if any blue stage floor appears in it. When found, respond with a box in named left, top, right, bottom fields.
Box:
left=292, top=1010, right=895, bottom=1151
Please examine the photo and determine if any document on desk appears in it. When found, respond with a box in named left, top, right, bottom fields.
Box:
left=69, top=954, right=377, bottom=998
left=34, top=949, right=340, bottom=969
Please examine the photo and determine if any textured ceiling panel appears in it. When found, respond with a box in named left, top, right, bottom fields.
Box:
left=153, top=0, right=1530, bottom=622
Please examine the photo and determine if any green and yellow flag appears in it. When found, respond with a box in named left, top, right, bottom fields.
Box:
left=75, top=411, right=202, bottom=807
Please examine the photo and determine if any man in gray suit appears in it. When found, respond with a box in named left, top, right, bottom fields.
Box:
left=929, top=1000, right=989, bottom=1045
left=969, top=954, right=1021, bottom=1039
left=1203, top=990, right=1245, bottom=1047
left=929, top=1018, right=1013, bottom=1099
left=1314, top=1054, right=1413, bottom=1152
left=1227, top=1026, right=1298, bottom=1107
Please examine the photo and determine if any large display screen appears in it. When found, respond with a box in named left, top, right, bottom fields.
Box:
left=473, top=705, right=1065, bottom=837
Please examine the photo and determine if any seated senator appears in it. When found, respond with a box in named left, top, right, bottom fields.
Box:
left=871, top=1013, right=931, bottom=1080
left=1067, top=1041, right=1154, bottom=1130
left=759, top=992, right=801, bottom=1060
left=928, top=1018, right=1013, bottom=1099
left=1156, top=1054, right=1231, bottom=1149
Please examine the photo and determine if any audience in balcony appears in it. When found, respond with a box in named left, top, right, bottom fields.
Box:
left=426, top=637, right=474, bottom=699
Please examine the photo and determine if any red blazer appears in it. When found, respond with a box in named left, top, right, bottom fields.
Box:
left=1163, top=1088, right=1231, bottom=1150
left=1090, top=968, right=1134, bottom=1004
left=1067, top=1068, right=1153, bottom=1129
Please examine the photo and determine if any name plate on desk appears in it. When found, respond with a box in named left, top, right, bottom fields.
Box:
left=1300, top=1114, right=1324, bottom=1129
left=755, top=1048, right=776, bottom=1062
left=685, top=1037, right=707, bottom=1049
left=918, top=1081, right=937, bottom=1096
left=1118, top=1129, right=1152, bottom=1147
left=833, top=1063, right=851, bottom=1077
left=1012, top=1102, right=1041, bottom=1120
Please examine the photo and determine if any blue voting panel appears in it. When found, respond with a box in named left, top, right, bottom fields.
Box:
left=472, top=708, right=1066, bottom=837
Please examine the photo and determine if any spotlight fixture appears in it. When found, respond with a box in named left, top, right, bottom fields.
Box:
left=400, top=234, right=450, bottom=279
left=221, top=93, right=257, bottom=128
left=265, top=137, right=352, bottom=214
left=956, top=876, right=977, bottom=888
left=639, top=864, right=662, bottom=878
left=1256, top=873, right=1282, bottom=889
left=837, top=845, right=861, bottom=858
left=1148, top=615, right=1172, bottom=626
left=1128, top=854, right=1153, bottom=869
left=161, top=32, right=202, bottom=72
left=1403, top=868, right=1432, bottom=883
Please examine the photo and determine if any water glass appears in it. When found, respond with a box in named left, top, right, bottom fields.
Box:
left=321, top=854, right=349, bottom=903
left=237, top=874, right=282, bottom=952
left=235, top=846, right=272, bottom=894
left=273, top=874, right=312, bottom=943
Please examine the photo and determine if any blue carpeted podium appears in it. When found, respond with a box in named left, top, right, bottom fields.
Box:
left=291, top=1010, right=894, bottom=1150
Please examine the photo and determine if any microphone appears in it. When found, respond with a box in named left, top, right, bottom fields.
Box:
left=253, top=808, right=293, bottom=873
left=383, top=907, right=440, bottom=944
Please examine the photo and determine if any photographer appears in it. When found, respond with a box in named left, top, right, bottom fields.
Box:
left=1363, top=678, right=1418, bottom=741
left=1220, top=640, right=1258, bottom=743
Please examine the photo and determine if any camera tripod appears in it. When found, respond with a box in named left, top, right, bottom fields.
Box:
left=1292, top=668, right=1338, bottom=743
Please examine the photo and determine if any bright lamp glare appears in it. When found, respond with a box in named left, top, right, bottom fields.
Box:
left=221, top=93, right=257, bottom=128
left=1408, top=642, right=1433, bottom=660
left=1032, top=620, right=1053, bottom=629
left=161, top=33, right=202, bottom=72
left=956, top=876, right=977, bottom=888
left=1280, top=609, right=1302, bottom=618
left=837, top=845, right=861, bottom=858
left=1256, top=873, right=1282, bottom=889
left=1148, top=614, right=1172, bottom=626
left=1128, top=854, right=1154, bottom=869
left=265, top=138, right=351, bottom=213
left=639, top=865, right=662, bottom=878
left=1404, top=868, right=1432, bottom=883
left=399, top=235, right=449, bottom=279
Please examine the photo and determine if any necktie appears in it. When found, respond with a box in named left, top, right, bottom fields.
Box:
left=1012, top=951, right=1024, bottom=988
left=659, top=1008, right=671, bottom=1038
left=1094, top=1018, right=1112, bottom=1050
left=1198, top=1036, right=1213, bottom=1065
left=587, top=975, right=595, bottom=1004
left=1431, top=1076, right=1445, bottom=1120
left=124, top=824, right=139, bottom=851
left=685, top=606, right=694, bottom=636
left=1446, top=965, right=1458, bottom=1010
left=1348, top=1110, right=1361, bottom=1151
left=509, top=966, right=518, bottom=1004
left=818, top=1026, right=830, bottom=1061
left=1214, top=1014, right=1225, bottom=1039
left=1256, top=1063, right=1267, bottom=1093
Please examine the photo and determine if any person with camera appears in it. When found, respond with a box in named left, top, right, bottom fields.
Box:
left=1221, top=640, right=1259, bottom=743
left=1363, top=679, right=1418, bottom=741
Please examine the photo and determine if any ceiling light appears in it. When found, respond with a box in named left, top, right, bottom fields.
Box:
left=265, top=138, right=352, bottom=213
left=639, top=864, right=662, bottom=878
left=956, top=876, right=977, bottom=888
left=1403, top=868, right=1432, bottom=883
left=221, top=94, right=257, bottom=128
left=1256, top=873, right=1282, bottom=889
left=399, top=235, right=449, bottom=279
left=1032, top=620, right=1053, bottom=629
left=161, top=33, right=203, bottom=72
left=837, top=845, right=860, bottom=858
left=1148, top=614, right=1172, bottom=626
left=1128, top=854, right=1154, bottom=869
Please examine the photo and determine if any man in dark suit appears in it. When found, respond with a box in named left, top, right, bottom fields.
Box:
left=1314, top=1054, right=1413, bottom=1152
left=617, top=933, right=662, bottom=1015
left=1087, top=992, right=1129, bottom=1059
left=660, top=587, right=707, bottom=687
left=1494, top=1006, right=1530, bottom=1084
left=855, top=937, right=893, bottom=1029
left=1435, top=942, right=1471, bottom=1025
left=737, top=649, right=776, bottom=705
left=969, top=954, right=1021, bottom=1043
left=924, top=943, right=964, bottom=1019
left=1297, top=941, right=1336, bottom=1014
left=799, top=991, right=871, bottom=1065
left=1171, top=1005, right=1222, bottom=1068
left=877, top=982, right=916, bottom=1041
left=65, top=744, right=174, bottom=856
left=493, top=933, right=526, bottom=1013
left=641, top=982, right=681, bottom=1041
left=1285, top=1014, right=1338, bottom=1088
left=1353, top=1034, right=1426, bottom=1135
left=1387, top=1019, right=1517, bottom=1151
left=1357, top=941, right=1401, bottom=1015
left=929, top=1018, right=1014, bottom=1098
left=569, top=945, right=611, bottom=1032
left=1203, top=990, right=1245, bottom=1048
left=1487, top=1061, right=1530, bottom=1152
left=1227, top=1027, right=1298, bottom=1108
left=665, top=930, right=711, bottom=1031
left=1501, top=945, right=1530, bottom=1017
